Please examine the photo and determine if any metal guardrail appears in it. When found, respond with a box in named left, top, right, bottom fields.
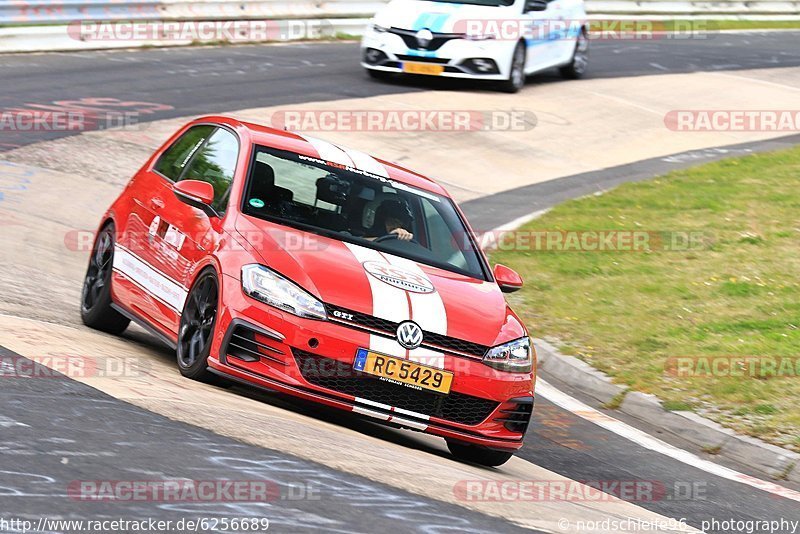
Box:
left=0, top=1, right=161, bottom=24
left=1, top=0, right=798, bottom=25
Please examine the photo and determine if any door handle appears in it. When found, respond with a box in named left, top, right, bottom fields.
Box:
left=150, top=197, right=165, bottom=210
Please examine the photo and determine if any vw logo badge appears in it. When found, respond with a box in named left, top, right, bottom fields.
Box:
left=416, top=28, right=433, bottom=48
left=396, top=321, right=424, bottom=350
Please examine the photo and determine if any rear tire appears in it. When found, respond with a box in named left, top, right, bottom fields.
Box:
left=177, top=269, right=220, bottom=383
left=559, top=28, right=589, bottom=80
left=498, top=42, right=526, bottom=93
left=80, top=223, right=130, bottom=335
left=447, top=440, right=514, bottom=467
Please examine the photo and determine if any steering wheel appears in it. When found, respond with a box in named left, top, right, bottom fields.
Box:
left=374, top=233, right=419, bottom=245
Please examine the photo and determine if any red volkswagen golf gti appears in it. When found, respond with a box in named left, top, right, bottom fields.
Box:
left=81, top=116, right=534, bottom=466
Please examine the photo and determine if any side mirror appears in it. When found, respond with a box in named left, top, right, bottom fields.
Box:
left=524, top=0, right=548, bottom=11
left=173, top=180, right=218, bottom=217
left=494, top=264, right=523, bottom=293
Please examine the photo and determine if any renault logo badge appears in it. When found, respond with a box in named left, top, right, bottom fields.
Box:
left=416, top=29, right=434, bottom=48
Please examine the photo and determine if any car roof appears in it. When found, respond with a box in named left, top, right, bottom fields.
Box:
left=197, top=115, right=451, bottom=197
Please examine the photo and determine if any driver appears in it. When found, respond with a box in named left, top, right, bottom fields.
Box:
left=368, top=199, right=414, bottom=241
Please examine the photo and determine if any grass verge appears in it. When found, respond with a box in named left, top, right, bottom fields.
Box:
left=492, top=146, right=800, bottom=452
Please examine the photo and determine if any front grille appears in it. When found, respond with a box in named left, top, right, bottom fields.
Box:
left=396, top=54, right=451, bottom=65
left=326, top=304, right=488, bottom=358
left=294, top=350, right=499, bottom=426
left=388, top=27, right=462, bottom=51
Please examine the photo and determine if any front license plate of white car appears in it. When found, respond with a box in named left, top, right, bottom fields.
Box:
left=402, top=62, right=444, bottom=76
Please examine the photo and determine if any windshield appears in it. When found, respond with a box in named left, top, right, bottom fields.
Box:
left=242, top=146, right=489, bottom=281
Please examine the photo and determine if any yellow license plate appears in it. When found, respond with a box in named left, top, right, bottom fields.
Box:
left=353, top=349, right=453, bottom=394
left=402, top=62, right=444, bottom=76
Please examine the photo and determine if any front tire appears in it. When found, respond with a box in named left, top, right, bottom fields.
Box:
left=447, top=440, right=514, bottom=467
left=80, top=223, right=130, bottom=335
left=559, top=28, right=589, bottom=80
left=498, top=42, right=527, bottom=93
left=177, top=269, right=219, bottom=382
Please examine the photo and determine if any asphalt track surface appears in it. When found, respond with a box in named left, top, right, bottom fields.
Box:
left=0, top=346, right=535, bottom=534
left=1, top=32, right=799, bottom=150
left=2, top=34, right=800, bottom=533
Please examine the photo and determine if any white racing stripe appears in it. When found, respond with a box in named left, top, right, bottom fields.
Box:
left=393, top=406, right=431, bottom=421
left=380, top=254, right=446, bottom=370
left=299, top=134, right=354, bottom=167
left=337, top=144, right=442, bottom=203
left=388, top=416, right=428, bottom=431
left=354, top=406, right=428, bottom=431
left=339, top=146, right=390, bottom=177
left=355, top=397, right=392, bottom=411
left=537, top=378, right=800, bottom=503
left=333, top=143, right=448, bottom=369
left=355, top=398, right=430, bottom=430
left=344, top=243, right=446, bottom=369
left=112, top=245, right=188, bottom=313
left=344, top=243, right=410, bottom=359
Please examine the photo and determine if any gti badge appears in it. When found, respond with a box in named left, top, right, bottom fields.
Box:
left=397, top=321, right=424, bottom=350
left=416, top=28, right=434, bottom=48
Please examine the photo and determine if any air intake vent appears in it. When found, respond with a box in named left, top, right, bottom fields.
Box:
left=224, top=324, right=285, bottom=364
left=494, top=397, right=534, bottom=434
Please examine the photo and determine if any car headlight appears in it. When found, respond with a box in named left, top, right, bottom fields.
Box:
left=483, top=337, right=532, bottom=373
left=372, top=23, right=389, bottom=33
left=241, top=265, right=327, bottom=320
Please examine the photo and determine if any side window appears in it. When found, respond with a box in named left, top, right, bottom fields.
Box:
left=179, top=128, right=239, bottom=213
left=154, top=125, right=215, bottom=181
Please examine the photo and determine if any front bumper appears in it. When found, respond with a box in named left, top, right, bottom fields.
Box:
left=207, top=277, right=534, bottom=451
left=360, top=28, right=515, bottom=81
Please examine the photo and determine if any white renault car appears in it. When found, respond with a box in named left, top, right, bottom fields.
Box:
left=361, top=0, right=589, bottom=92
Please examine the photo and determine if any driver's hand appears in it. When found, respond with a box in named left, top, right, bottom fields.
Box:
left=391, top=228, right=413, bottom=241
